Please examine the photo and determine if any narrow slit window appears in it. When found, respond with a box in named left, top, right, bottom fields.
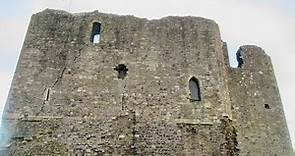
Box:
left=44, top=88, right=51, bottom=101
left=90, top=22, right=101, bottom=44
left=189, top=77, right=201, bottom=101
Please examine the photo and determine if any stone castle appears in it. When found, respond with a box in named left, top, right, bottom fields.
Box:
left=0, top=9, right=293, bottom=155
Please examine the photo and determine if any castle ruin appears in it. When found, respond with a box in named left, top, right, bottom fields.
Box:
left=0, top=9, right=293, bottom=155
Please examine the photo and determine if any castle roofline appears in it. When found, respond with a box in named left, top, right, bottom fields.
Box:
left=37, top=8, right=218, bottom=26
left=238, top=45, right=269, bottom=57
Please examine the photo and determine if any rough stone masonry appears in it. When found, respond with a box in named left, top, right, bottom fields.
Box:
left=0, top=9, right=293, bottom=155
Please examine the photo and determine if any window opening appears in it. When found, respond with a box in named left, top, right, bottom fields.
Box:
left=236, top=48, right=244, bottom=68
left=189, top=77, right=201, bottom=101
left=44, top=88, right=51, bottom=101
left=90, top=22, right=101, bottom=44
left=114, top=64, right=128, bottom=79
left=264, top=104, right=271, bottom=109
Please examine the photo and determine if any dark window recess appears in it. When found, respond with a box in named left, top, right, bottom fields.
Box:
left=90, top=22, right=101, bottom=44
left=264, top=104, right=271, bottom=109
left=114, top=64, right=128, bottom=79
left=236, top=48, right=244, bottom=68
left=189, top=77, right=201, bottom=101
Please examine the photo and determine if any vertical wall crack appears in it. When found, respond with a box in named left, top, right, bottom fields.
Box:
left=121, top=84, right=127, bottom=111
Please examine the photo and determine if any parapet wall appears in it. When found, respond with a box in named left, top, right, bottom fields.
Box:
left=229, top=45, right=293, bottom=155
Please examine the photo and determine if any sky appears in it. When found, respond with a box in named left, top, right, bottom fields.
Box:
left=0, top=0, right=294, bottom=149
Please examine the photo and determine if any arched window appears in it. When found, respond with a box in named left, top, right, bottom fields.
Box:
left=90, top=22, right=101, bottom=44
left=189, top=77, right=201, bottom=101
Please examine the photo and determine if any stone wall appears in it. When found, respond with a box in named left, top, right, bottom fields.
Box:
left=1, top=9, right=293, bottom=155
left=229, top=45, right=293, bottom=156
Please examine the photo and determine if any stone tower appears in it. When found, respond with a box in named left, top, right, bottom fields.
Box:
left=0, top=9, right=293, bottom=155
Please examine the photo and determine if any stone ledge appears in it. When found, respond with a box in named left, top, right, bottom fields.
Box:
left=2, top=115, right=63, bottom=122
left=175, top=119, right=213, bottom=125
left=21, top=116, right=63, bottom=122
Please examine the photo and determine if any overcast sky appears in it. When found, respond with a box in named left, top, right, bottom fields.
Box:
left=0, top=0, right=294, bottom=148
